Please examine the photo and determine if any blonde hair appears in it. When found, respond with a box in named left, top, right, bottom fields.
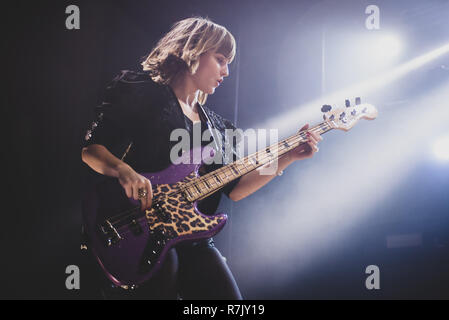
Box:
left=141, top=17, right=236, bottom=104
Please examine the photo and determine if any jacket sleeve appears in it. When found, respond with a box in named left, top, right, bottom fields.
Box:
left=83, top=70, right=156, bottom=158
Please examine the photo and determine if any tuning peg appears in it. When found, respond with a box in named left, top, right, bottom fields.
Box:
left=355, top=97, right=361, bottom=105
left=345, top=99, right=350, bottom=108
left=321, top=104, right=332, bottom=113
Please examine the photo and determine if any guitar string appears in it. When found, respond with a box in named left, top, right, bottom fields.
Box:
left=104, top=122, right=332, bottom=230
left=107, top=136, right=307, bottom=232
left=108, top=136, right=302, bottom=233
left=181, top=121, right=329, bottom=188
left=180, top=122, right=333, bottom=196
left=183, top=131, right=308, bottom=191
left=107, top=124, right=331, bottom=230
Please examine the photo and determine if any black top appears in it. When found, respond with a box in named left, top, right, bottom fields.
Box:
left=83, top=70, right=241, bottom=214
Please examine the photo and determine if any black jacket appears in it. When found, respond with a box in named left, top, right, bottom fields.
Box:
left=83, top=70, right=241, bottom=213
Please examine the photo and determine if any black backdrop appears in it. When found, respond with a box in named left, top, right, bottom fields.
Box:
left=3, top=0, right=449, bottom=299
left=2, top=0, right=230, bottom=299
left=2, top=0, right=267, bottom=299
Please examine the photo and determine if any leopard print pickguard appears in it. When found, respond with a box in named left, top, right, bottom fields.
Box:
left=144, top=171, right=224, bottom=239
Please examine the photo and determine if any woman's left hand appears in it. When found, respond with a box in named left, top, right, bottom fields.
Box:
left=288, top=123, right=323, bottom=161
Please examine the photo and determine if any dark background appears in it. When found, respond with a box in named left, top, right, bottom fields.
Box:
left=2, top=0, right=449, bottom=299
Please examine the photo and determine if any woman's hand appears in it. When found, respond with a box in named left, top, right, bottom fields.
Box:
left=117, top=163, right=153, bottom=211
left=288, top=124, right=323, bottom=161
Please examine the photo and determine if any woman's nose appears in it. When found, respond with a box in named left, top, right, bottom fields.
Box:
left=221, top=64, right=229, bottom=77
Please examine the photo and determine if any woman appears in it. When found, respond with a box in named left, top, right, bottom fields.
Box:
left=81, top=16, right=322, bottom=299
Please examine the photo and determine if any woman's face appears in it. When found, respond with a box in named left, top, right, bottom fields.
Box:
left=191, top=50, right=230, bottom=94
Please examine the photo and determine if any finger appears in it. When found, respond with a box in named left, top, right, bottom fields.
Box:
left=306, top=136, right=319, bottom=152
left=308, top=141, right=318, bottom=153
left=306, top=132, right=318, bottom=145
left=125, top=185, right=132, bottom=198
left=310, top=131, right=322, bottom=142
left=119, top=179, right=132, bottom=198
left=138, top=182, right=149, bottom=208
left=308, top=138, right=319, bottom=152
left=140, top=195, right=147, bottom=211
left=138, top=182, right=149, bottom=210
left=145, top=179, right=153, bottom=210
left=132, top=184, right=140, bottom=201
left=299, top=123, right=309, bottom=132
left=306, top=129, right=321, bottom=142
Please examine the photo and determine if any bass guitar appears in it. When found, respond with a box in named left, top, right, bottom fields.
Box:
left=82, top=99, right=377, bottom=288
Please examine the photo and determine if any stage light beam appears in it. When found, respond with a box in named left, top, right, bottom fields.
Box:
left=264, top=41, right=449, bottom=137
left=433, top=134, right=449, bottom=161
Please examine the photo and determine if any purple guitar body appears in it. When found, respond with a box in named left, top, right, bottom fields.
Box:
left=82, top=146, right=227, bottom=288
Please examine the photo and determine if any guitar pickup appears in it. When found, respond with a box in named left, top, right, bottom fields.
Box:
left=97, top=220, right=123, bottom=247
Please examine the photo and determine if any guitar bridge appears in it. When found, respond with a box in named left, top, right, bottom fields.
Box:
left=98, top=219, right=123, bottom=247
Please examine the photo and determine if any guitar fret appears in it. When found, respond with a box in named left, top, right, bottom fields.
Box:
left=226, top=168, right=235, bottom=181
left=206, top=176, right=217, bottom=188
left=187, top=186, right=198, bottom=198
left=226, top=170, right=234, bottom=180
left=213, top=173, right=221, bottom=184
left=217, top=170, right=226, bottom=181
left=240, top=161, right=250, bottom=173
left=185, top=187, right=193, bottom=198
left=320, top=123, right=327, bottom=132
left=219, top=168, right=228, bottom=182
left=249, top=156, right=258, bottom=165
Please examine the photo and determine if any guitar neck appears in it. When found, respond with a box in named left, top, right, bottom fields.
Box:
left=183, top=120, right=335, bottom=202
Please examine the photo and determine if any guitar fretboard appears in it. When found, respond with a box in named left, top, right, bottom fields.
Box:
left=182, top=120, right=336, bottom=202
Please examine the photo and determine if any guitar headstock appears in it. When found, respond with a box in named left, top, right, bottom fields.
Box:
left=321, top=97, right=377, bottom=131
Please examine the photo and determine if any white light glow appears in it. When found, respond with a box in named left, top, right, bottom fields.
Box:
left=379, top=34, right=402, bottom=57
left=364, top=33, right=403, bottom=64
left=261, top=42, right=449, bottom=136
left=236, top=43, right=449, bottom=288
left=433, top=134, right=449, bottom=161
left=238, top=82, right=449, bottom=287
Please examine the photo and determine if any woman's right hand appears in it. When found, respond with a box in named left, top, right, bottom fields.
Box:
left=117, top=164, right=153, bottom=211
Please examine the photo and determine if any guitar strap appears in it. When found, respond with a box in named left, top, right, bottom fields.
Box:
left=197, top=103, right=225, bottom=162
left=120, top=141, right=133, bottom=161
left=197, top=103, right=240, bottom=165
